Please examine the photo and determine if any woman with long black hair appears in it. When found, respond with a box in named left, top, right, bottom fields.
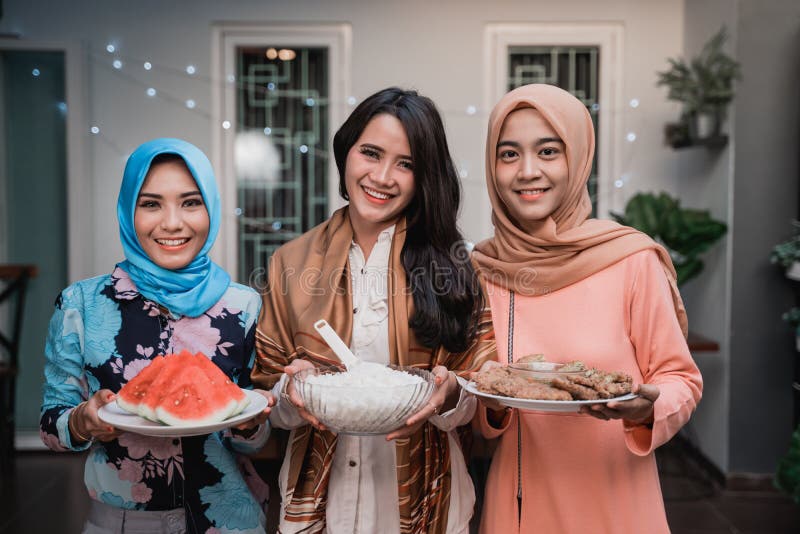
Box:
left=252, top=87, right=496, bottom=534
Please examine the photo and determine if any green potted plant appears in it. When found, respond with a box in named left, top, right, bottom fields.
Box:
left=783, top=307, right=800, bottom=352
left=610, top=192, right=727, bottom=286
left=773, top=225, right=800, bottom=503
left=657, top=26, right=741, bottom=144
left=771, top=221, right=800, bottom=280
left=776, top=424, right=800, bottom=504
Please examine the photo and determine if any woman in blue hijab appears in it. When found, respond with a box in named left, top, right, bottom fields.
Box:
left=40, top=138, right=272, bottom=534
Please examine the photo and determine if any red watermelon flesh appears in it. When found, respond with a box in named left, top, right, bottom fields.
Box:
left=116, top=355, right=166, bottom=415
left=155, top=366, right=240, bottom=426
left=136, top=353, right=192, bottom=422
left=117, top=350, right=250, bottom=426
left=189, top=352, right=248, bottom=412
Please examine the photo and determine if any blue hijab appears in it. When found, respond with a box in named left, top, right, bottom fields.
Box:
left=117, top=138, right=231, bottom=318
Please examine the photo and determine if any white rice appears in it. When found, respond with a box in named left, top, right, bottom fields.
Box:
left=305, top=362, right=423, bottom=387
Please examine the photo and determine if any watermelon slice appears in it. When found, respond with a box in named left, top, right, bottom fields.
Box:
left=154, top=366, right=240, bottom=426
left=137, top=352, right=194, bottom=422
left=116, top=350, right=250, bottom=426
left=188, top=352, right=248, bottom=413
left=116, top=355, right=166, bottom=416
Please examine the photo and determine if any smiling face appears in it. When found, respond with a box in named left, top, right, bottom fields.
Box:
left=495, top=107, right=569, bottom=231
left=343, top=113, right=416, bottom=236
left=134, top=159, right=210, bottom=270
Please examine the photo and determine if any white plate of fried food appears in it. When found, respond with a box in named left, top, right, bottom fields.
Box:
left=466, top=357, right=637, bottom=412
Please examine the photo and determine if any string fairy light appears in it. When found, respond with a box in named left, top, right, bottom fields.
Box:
left=84, top=43, right=650, bottom=211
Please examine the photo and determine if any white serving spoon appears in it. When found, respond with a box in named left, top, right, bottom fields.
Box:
left=313, top=319, right=364, bottom=371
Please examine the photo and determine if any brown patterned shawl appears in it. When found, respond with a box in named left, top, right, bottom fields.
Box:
left=252, top=207, right=496, bottom=533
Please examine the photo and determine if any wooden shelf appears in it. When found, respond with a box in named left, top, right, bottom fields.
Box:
left=670, top=135, right=729, bottom=150
left=687, top=331, right=720, bottom=352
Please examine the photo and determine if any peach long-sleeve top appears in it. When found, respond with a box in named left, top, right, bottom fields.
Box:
left=477, top=250, right=702, bottom=534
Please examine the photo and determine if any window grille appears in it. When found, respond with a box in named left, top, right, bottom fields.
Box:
left=235, top=46, right=329, bottom=281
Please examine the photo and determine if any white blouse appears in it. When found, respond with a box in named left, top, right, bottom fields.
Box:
left=270, top=225, right=476, bottom=534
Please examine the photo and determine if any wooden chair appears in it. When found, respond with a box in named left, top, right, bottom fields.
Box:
left=0, top=264, right=37, bottom=476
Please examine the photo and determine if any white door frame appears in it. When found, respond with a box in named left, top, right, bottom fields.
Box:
left=0, top=39, right=92, bottom=283
left=210, top=23, right=352, bottom=276
left=484, top=23, right=624, bottom=218
left=0, top=40, right=90, bottom=449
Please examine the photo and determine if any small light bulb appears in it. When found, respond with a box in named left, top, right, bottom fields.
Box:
left=90, top=126, right=100, bottom=134
left=185, top=99, right=196, bottom=109
left=143, top=61, right=152, bottom=71
left=234, top=208, right=243, bottom=216
left=614, top=179, right=624, bottom=188
left=629, top=98, right=640, bottom=108
left=112, top=60, right=122, bottom=69
left=186, top=65, right=196, bottom=75
left=267, top=82, right=275, bottom=91
left=466, top=105, right=477, bottom=115
left=265, top=48, right=278, bottom=60
left=278, top=49, right=296, bottom=61
left=591, top=103, right=600, bottom=112
left=299, top=144, right=309, bottom=154
left=347, top=96, right=357, bottom=106
left=222, top=120, right=231, bottom=130
left=57, top=102, right=67, bottom=114
left=459, top=169, right=469, bottom=178
left=305, top=98, right=315, bottom=107
left=263, top=127, right=272, bottom=135
left=626, top=132, right=637, bottom=142
left=106, top=44, right=115, bottom=53
left=31, top=68, right=40, bottom=77
left=146, top=87, right=157, bottom=97
left=227, top=74, right=235, bottom=83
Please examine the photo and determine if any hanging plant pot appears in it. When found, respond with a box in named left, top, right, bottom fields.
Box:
left=695, top=112, right=716, bottom=140
left=786, top=261, right=800, bottom=281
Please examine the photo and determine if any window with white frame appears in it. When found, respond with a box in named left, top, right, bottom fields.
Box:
left=485, top=23, right=623, bottom=219
left=213, top=24, right=351, bottom=283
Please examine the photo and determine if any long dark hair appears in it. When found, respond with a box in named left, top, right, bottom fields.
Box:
left=333, top=87, right=482, bottom=353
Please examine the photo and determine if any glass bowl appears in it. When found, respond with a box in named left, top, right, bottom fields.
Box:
left=293, top=364, right=436, bottom=435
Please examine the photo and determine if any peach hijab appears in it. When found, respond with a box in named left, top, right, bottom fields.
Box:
left=472, top=84, right=687, bottom=336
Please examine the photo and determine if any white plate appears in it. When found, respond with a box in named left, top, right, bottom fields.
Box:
left=465, top=381, right=638, bottom=413
left=98, top=389, right=268, bottom=437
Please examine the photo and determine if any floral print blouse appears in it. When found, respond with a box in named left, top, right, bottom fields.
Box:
left=40, top=266, right=269, bottom=534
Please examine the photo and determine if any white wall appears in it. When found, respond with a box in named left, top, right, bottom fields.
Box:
left=2, top=0, right=686, bottom=276
left=676, top=0, right=736, bottom=474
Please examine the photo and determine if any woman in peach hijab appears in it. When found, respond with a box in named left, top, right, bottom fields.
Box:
left=472, top=84, right=703, bottom=534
